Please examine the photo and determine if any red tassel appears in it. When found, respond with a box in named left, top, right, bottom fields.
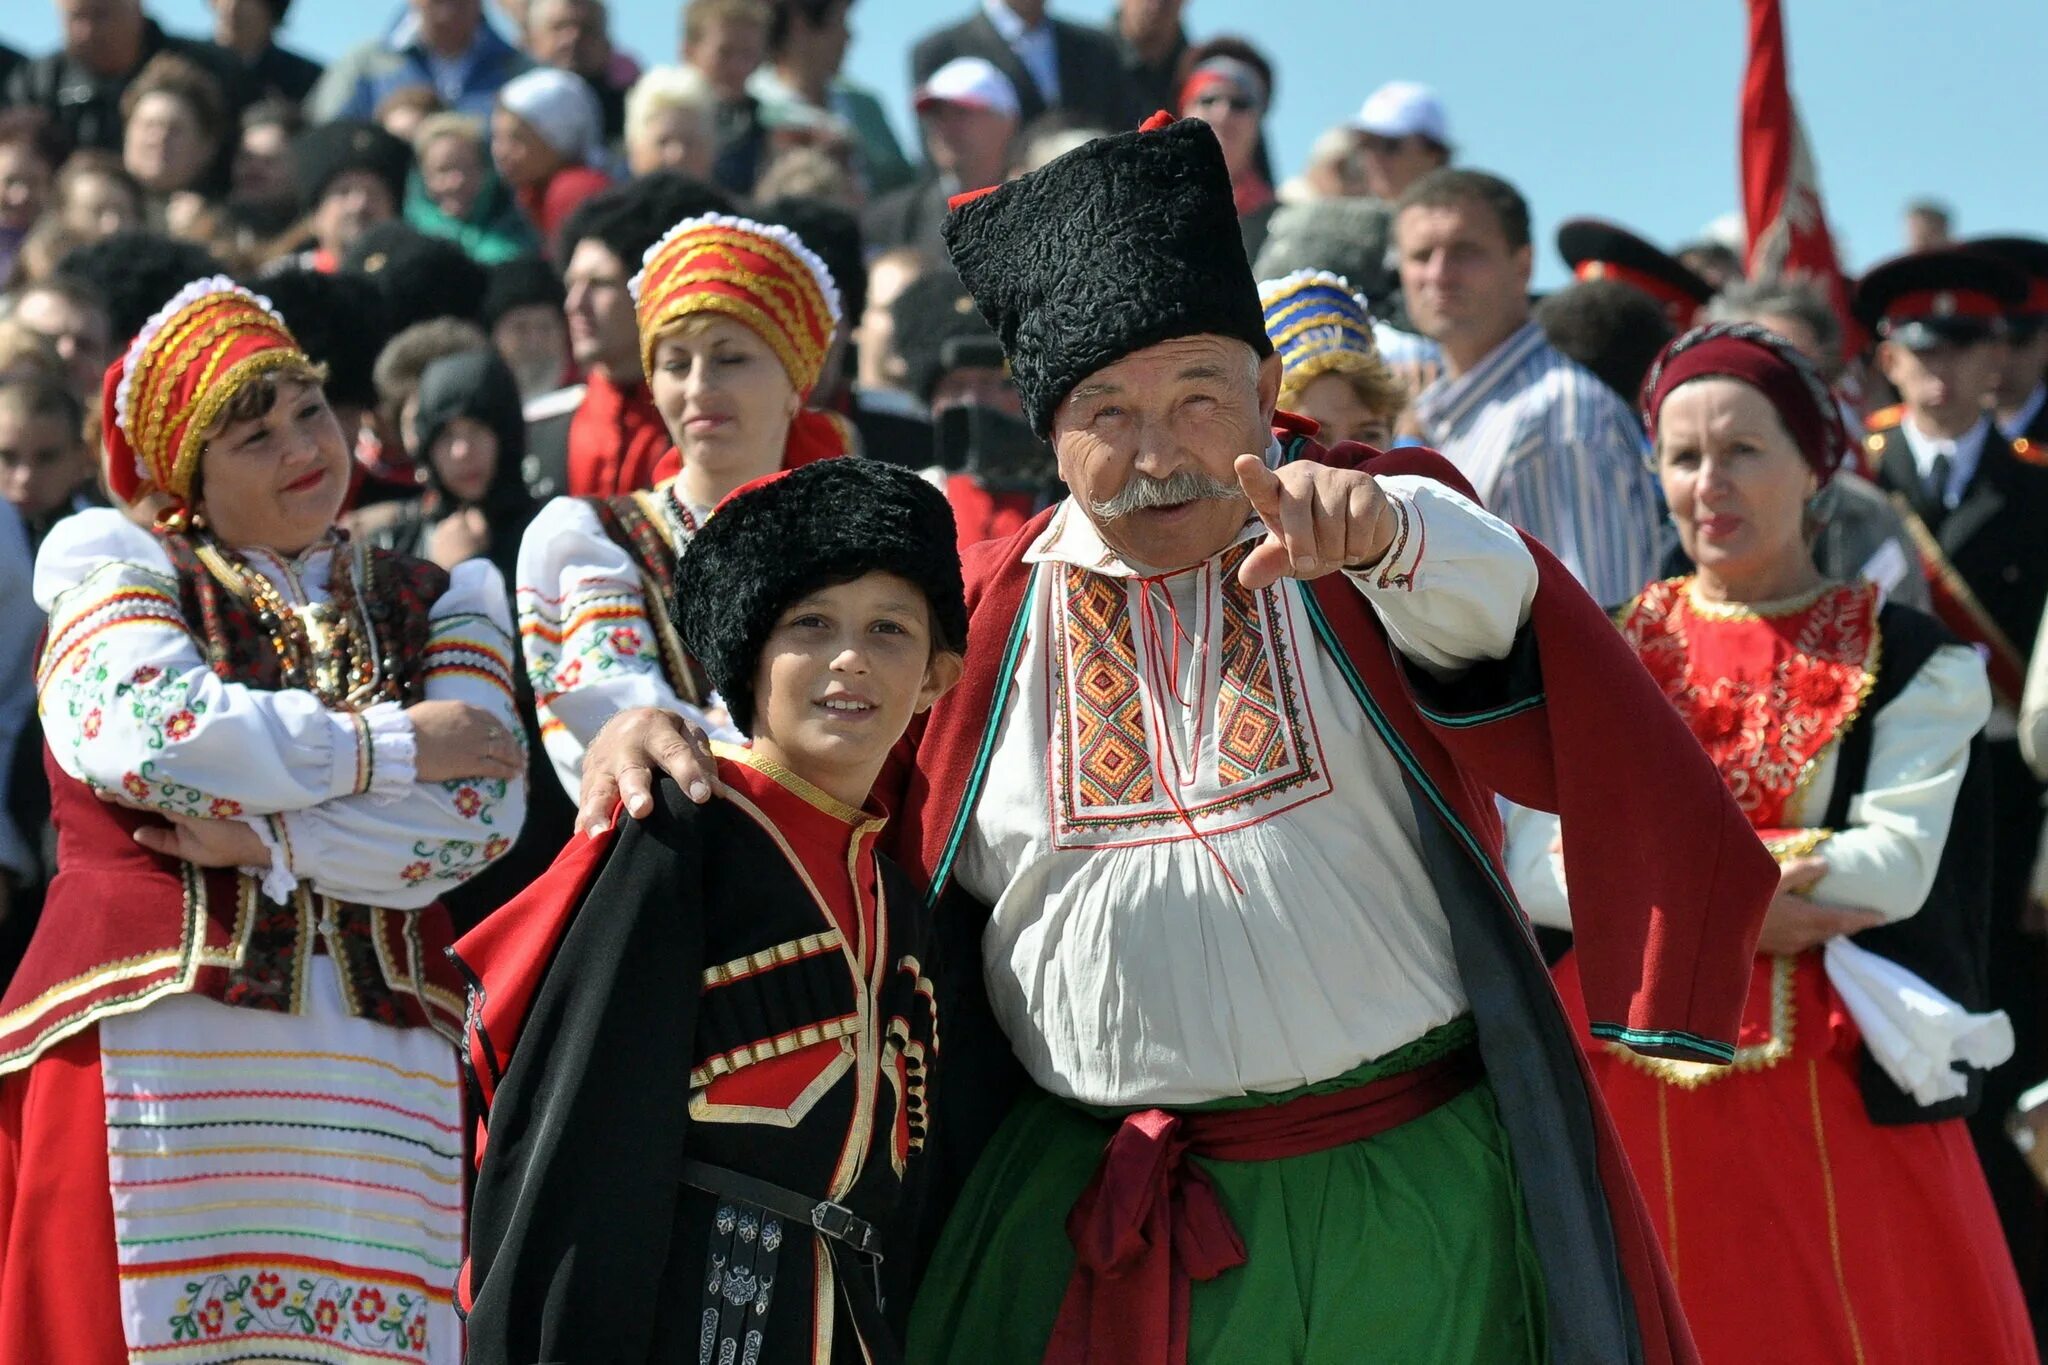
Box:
left=946, top=183, right=1001, bottom=211
left=1139, top=110, right=1176, bottom=133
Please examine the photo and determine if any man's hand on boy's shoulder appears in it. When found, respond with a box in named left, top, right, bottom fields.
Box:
left=577, top=708, right=724, bottom=837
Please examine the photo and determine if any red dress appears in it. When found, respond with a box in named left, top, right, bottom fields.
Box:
left=1554, top=577, right=2033, bottom=1364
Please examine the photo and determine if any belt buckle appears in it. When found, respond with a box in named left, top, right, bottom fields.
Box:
left=810, top=1200, right=881, bottom=1258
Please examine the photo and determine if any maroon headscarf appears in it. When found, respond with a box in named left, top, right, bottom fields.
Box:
left=1639, top=321, right=1849, bottom=481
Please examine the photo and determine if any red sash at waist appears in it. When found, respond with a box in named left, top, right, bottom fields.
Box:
left=1044, top=1044, right=1484, bottom=1365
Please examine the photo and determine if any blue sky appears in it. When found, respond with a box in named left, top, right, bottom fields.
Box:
left=15, top=0, right=2045, bottom=286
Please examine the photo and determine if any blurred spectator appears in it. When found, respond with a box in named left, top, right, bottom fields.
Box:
left=622, top=65, right=717, bottom=180
left=750, top=0, right=914, bottom=197
left=681, top=0, right=772, bottom=196
left=1396, top=168, right=1659, bottom=604
left=758, top=193, right=864, bottom=406
left=1350, top=80, right=1452, bottom=201
left=367, top=348, right=535, bottom=577
left=1532, top=278, right=1675, bottom=410
left=1106, top=0, right=1187, bottom=121
left=1676, top=238, right=1744, bottom=291
left=491, top=67, right=612, bottom=252
left=0, top=114, right=67, bottom=287
left=342, top=219, right=488, bottom=331
left=0, top=45, right=22, bottom=102
left=864, top=57, right=1017, bottom=258
left=5, top=0, right=251, bottom=154
left=373, top=82, right=443, bottom=142
left=0, top=374, right=94, bottom=549
left=0, top=322, right=67, bottom=388
left=287, top=117, right=408, bottom=270
left=1258, top=269, right=1405, bottom=448
left=853, top=245, right=925, bottom=415
left=480, top=254, right=570, bottom=399
left=1904, top=197, right=1952, bottom=251
left=1555, top=217, right=1715, bottom=333
left=4, top=274, right=113, bottom=401
left=912, top=0, right=1129, bottom=132
left=226, top=97, right=302, bottom=238
left=119, top=52, right=231, bottom=212
left=206, top=0, right=322, bottom=105
left=252, top=263, right=392, bottom=453
left=363, top=313, right=489, bottom=496
left=54, top=228, right=217, bottom=336
left=1707, top=275, right=1847, bottom=382
left=893, top=265, right=1015, bottom=418
left=753, top=144, right=860, bottom=211
left=308, top=0, right=532, bottom=122
left=1009, top=110, right=1101, bottom=175
left=1176, top=37, right=1277, bottom=257
left=52, top=149, right=144, bottom=243
left=1279, top=125, right=1368, bottom=203
left=407, top=110, right=539, bottom=262
left=522, top=0, right=636, bottom=141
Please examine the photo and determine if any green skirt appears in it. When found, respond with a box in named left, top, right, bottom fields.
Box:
left=907, top=1020, right=1548, bottom=1364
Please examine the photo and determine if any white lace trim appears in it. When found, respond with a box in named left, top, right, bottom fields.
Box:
left=627, top=212, right=843, bottom=329
left=113, top=276, right=288, bottom=454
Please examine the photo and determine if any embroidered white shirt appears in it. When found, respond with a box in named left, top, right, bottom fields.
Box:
left=955, top=481, right=1537, bottom=1106
left=34, top=509, right=525, bottom=909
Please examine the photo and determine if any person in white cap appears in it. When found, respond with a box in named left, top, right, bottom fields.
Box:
left=1352, top=79, right=1453, bottom=201
left=863, top=55, right=1020, bottom=257
left=490, top=65, right=613, bottom=250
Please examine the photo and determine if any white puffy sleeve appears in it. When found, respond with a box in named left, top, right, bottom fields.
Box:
left=1808, top=642, right=1990, bottom=921
left=252, top=560, right=528, bottom=909
left=35, top=509, right=417, bottom=818
left=1344, top=477, right=1539, bottom=677
left=515, top=495, right=731, bottom=797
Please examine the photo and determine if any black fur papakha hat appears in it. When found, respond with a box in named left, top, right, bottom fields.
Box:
left=942, top=114, right=1272, bottom=437
left=673, top=459, right=968, bottom=736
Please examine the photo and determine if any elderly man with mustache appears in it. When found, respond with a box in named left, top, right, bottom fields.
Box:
left=569, top=116, right=1774, bottom=1365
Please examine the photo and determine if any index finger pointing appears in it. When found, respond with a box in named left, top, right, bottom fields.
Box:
left=1234, top=454, right=1283, bottom=523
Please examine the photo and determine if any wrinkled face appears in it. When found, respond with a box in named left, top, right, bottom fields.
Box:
left=211, top=0, right=275, bottom=52
left=61, top=169, right=142, bottom=239
left=920, top=102, right=1015, bottom=185
left=562, top=237, right=638, bottom=374
left=0, top=144, right=54, bottom=233
left=1657, top=377, right=1817, bottom=588
left=413, top=0, right=483, bottom=55
left=748, top=571, right=960, bottom=801
left=429, top=414, right=499, bottom=504
left=1877, top=338, right=2001, bottom=436
left=490, top=107, right=566, bottom=189
left=196, top=378, right=353, bottom=555
left=1291, top=372, right=1393, bottom=449
left=0, top=401, right=89, bottom=521
left=1182, top=89, right=1260, bottom=179
left=649, top=316, right=799, bottom=483
left=311, top=169, right=396, bottom=255
left=421, top=131, right=485, bottom=219
left=1395, top=199, right=1531, bottom=354
left=124, top=91, right=213, bottom=193
left=491, top=302, right=569, bottom=394
left=232, top=121, right=295, bottom=204
left=1356, top=132, right=1442, bottom=201
left=1050, top=335, right=1279, bottom=571
left=685, top=19, right=767, bottom=102
left=61, top=0, right=142, bottom=73
left=528, top=0, right=607, bottom=70
left=13, top=288, right=112, bottom=401
left=626, top=103, right=712, bottom=179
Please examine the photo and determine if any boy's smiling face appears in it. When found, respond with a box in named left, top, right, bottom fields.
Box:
left=747, top=570, right=963, bottom=810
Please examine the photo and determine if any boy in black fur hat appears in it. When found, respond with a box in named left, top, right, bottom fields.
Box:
left=455, top=457, right=966, bottom=1365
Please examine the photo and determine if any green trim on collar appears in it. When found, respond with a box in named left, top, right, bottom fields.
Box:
left=927, top=572, right=1040, bottom=909
left=1588, top=1023, right=1737, bottom=1065
left=1416, top=694, right=1548, bottom=729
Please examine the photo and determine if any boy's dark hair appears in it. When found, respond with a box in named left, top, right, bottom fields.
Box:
left=0, top=372, right=86, bottom=437
left=557, top=172, right=736, bottom=277
left=767, top=0, right=849, bottom=55
left=1394, top=168, right=1531, bottom=252
left=1533, top=280, right=1676, bottom=410
left=672, top=459, right=967, bottom=736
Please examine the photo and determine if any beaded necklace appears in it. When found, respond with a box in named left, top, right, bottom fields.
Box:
left=195, top=532, right=402, bottom=711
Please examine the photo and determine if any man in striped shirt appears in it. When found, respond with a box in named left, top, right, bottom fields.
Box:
left=1396, top=169, right=1661, bottom=606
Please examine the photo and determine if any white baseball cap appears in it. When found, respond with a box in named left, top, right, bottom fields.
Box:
left=915, top=57, right=1022, bottom=121
left=1351, top=81, right=1452, bottom=147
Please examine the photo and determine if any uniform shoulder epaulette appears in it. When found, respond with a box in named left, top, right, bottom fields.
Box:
left=1864, top=430, right=1890, bottom=456
left=2013, top=436, right=2048, bottom=468
left=1864, top=402, right=1904, bottom=433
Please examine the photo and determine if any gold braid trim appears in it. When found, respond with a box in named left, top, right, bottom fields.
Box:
left=645, top=264, right=817, bottom=351
left=1609, top=955, right=1797, bottom=1088
left=1266, top=313, right=1379, bottom=355
left=138, top=309, right=256, bottom=474
left=171, top=348, right=312, bottom=501
left=640, top=293, right=820, bottom=396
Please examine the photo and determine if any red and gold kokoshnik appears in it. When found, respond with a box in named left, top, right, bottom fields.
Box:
left=628, top=212, right=843, bottom=397
left=101, top=275, right=309, bottom=509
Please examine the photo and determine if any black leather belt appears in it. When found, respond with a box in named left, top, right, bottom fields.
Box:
left=679, top=1157, right=885, bottom=1260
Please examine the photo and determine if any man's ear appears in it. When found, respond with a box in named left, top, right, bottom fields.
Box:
left=1256, top=350, right=1283, bottom=425
left=914, top=648, right=966, bottom=714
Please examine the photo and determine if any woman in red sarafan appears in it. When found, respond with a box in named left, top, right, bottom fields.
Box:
left=1509, top=321, right=2035, bottom=1364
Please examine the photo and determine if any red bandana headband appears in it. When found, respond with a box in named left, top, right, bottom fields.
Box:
left=101, top=275, right=308, bottom=512
left=629, top=212, right=842, bottom=398
left=1640, top=323, right=1848, bottom=481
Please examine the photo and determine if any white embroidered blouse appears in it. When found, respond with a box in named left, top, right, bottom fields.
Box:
left=34, top=508, right=526, bottom=910
left=516, top=482, right=739, bottom=797
left=955, top=479, right=1540, bottom=1107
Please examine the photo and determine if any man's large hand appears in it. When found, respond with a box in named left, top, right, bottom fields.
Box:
left=1234, top=454, right=1398, bottom=591
left=575, top=707, right=723, bottom=836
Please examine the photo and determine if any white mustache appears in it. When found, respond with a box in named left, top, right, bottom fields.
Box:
left=1089, top=468, right=1243, bottom=521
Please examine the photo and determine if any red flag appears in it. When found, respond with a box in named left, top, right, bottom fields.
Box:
left=1740, top=0, right=1859, bottom=360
